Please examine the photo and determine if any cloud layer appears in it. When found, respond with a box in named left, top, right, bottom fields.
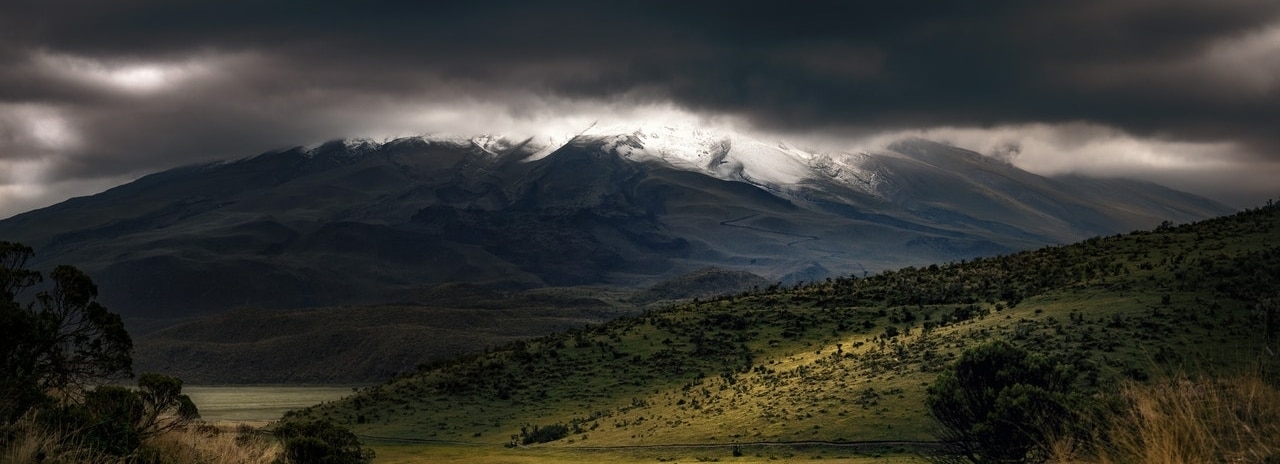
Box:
left=2, top=0, right=1279, bottom=217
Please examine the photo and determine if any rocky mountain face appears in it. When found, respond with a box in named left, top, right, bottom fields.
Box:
left=0, top=125, right=1232, bottom=323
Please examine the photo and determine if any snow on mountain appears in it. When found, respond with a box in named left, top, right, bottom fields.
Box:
left=468, top=134, right=511, bottom=156
left=576, top=122, right=886, bottom=197
left=807, top=151, right=889, bottom=195
left=284, top=124, right=1044, bottom=204
left=0, top=123, right=1234, bottom=323
left=272, top=123, right=893, bottom=199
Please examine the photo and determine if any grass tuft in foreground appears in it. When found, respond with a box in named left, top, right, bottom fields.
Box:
left=1051, top=368, right=1280, bottom=464
left=0, top=416, right=281, bottom=464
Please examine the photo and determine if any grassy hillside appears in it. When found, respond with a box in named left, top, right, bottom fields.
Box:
left=292, top=202, right=1278, bottom=454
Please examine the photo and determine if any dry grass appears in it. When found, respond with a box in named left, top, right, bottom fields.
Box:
left=0, top=416, right=280, bottom=464
left=1052, top=370, right=1280, bottom=464
left=0, top=414, right=116, bottom=464
left=142, top=424, right=281, bottom=464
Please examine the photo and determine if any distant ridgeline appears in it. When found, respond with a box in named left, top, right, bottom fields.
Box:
left=0, top=131, right=1231, bottom=324
left=288, top=201, right=1278, bottom=447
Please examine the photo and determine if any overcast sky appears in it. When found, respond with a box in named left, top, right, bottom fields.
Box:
left=3, top=0, right=1279, bottom=219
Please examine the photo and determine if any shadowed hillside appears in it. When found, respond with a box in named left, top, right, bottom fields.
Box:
left=133, top=287, right=639, bottom=383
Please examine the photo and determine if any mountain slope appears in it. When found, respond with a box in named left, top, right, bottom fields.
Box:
left=0, top=129, right=1232, bottom=323
left=291, top=202, right=1279, bottom=447
left=134, top=287, right=636, bottom=383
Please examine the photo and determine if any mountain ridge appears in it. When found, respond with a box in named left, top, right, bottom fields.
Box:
left=0, top=127, right=1233, bottom=323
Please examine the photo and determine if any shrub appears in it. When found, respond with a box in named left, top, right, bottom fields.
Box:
left=81, top=385, right=146, bottom=455
left=274, top=419, right=374, bottom=464
left=30, top=375, right=201, bottom=458
left=926, top=341, right=1089, bottom=463
left=520, top=423, right=570, bottom=445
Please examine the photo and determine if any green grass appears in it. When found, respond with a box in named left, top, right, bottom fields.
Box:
left=288, top=203, right=1280, bottom=461
left=366, top=441, right=927, bottom=464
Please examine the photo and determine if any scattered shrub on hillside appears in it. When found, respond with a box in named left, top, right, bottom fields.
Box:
left=518, top=423, right=570, bottom=445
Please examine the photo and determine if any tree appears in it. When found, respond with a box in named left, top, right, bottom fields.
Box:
left=0, top=242, right=41, bottom=299
left=925, top=341, right=1085, bottom=464
left=33, top=265, right=134, bottom=392
left=0, top=241, right=133, bottom=422
left=1, top=242, right=203, bottom=460
left=135, top=373, right=200, bottom=437
left=0, top=242, right=45, bottom=421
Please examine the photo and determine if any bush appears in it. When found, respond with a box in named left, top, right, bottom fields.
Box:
left=30, top=375, right=201, bottom=458
left=37, top=398, right=140, bottom=457
left=135, top=372, right=200, bottom=437
left=274, top=419, right=374, bottom=464
left=520, top=423, right=570, bottom=445
left=925, top=341, right=1089, bottom=463
left=82, top=385, right=146, bottom=455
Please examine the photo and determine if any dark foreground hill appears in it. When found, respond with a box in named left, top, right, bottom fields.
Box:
left=0, top=129, right=1230, bottom=326
left=292, top=202, right=1278, bottom=447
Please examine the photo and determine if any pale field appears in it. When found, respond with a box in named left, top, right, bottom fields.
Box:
left=185, top=385, right=360, bottom=423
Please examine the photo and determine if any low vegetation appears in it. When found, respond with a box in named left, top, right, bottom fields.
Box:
left=289, top=201, right=1279, bottom=462
left=1043, top=369, right=1280, bottom=464
left=925, top=340, right=1096, bottom=463
left=0, top=241, right=374, bottom=464
left=7, top=199, right=1278, bottom=462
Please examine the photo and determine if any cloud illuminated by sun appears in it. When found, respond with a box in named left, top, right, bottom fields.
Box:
left=336, top=97, right=746, bottom=143
left=1, top=103, right=81, bottom=152
left=34, top=51, right=213, bottom=94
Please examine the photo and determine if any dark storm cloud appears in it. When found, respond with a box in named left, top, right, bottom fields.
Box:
left=1, top=0, right=1278, bottom=216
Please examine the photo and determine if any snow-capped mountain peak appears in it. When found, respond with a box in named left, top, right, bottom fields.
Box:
left=563, top=122, right=891, bottom=196
left=289, top=124, right=885, bottom=198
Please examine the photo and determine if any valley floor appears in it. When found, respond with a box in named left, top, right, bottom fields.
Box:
left=185, top=385, right=361, bottom=422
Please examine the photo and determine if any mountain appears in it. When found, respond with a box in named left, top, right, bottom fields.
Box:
left=0, top=125, right=1232, bottom=324
left=133, top=287, right=636, bottom=383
